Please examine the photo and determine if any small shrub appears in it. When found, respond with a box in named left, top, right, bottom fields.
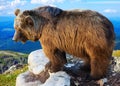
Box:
left=112, top=50, right=120, bottom=57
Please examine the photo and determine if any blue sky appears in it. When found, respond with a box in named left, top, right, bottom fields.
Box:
left=0, top=0, right=120, bottom=17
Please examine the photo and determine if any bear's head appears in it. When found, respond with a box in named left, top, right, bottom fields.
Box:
left=13, top=9, right=47, bottom=43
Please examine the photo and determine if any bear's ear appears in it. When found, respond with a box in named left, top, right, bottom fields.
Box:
left=14, top=9, right=20, bottom=16
left=25, top=16, right=34, bottom=27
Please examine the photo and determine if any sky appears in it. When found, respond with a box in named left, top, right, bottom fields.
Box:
left=0, top=0, right=120, bottom=17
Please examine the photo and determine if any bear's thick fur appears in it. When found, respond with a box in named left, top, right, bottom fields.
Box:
left=13, top=6, right=115, bottom=80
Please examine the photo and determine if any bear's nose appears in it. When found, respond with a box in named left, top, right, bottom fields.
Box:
left=12, top=34, right=19, bottom=42
left=12, top=37, right=18, bottom=42
left=12, top=31, right=20, bottom=42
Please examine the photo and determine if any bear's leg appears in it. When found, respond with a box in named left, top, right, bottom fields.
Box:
left=88, top=49, right=110, bottom=80
left=90, top=56, right=109, bottom=80
left=85, top=42, right=110, bottom=80
left=43, top=47, right=67, bottom=72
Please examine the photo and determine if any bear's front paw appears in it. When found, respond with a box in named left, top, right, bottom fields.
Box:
left=45, top=62, right=62, bottom=73
left=50, top=65, right=62, bottom=73
left=45, top=62, right=52, bottom=70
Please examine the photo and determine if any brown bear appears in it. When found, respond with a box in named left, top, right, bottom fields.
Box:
left=13, top=6, right=115, bottom=80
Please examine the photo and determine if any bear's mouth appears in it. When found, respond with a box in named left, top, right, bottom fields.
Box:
left=20, top=37, right=28, bottom=43
left=12, top=36, right=28, bottom=44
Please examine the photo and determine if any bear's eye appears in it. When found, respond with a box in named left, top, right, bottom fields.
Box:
left=25, top=16, right=34, bottom=27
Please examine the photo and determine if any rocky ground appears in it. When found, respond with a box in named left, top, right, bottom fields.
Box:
left=65, top=55, right=120, bottom=86
left=16, top=50, right=120, bottom=86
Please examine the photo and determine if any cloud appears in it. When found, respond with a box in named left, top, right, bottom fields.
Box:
left=31, top=0, right=64, bottom=5
left=0, top=0, right=27, bottom=15
left=0, top=0, right=26, bottom=10
left=103, top=9, right=117, bottom=13
left=11, top=0, right=21, bottom=6
left=11, top=0, right=26, bottom=6
left=30, top=0, right=83, bottom=5
left=87, top=1, right=120, bottom=4
left=0, top=6, right=6, bottom=10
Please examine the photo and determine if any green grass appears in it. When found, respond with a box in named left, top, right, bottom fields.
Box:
left=0, top=50, right=28, bottom=74
left=112, top=50, right=120, bottom=57
left=0, top=50, right=28, bottom=86
left=0, top=65, right=28, bottom=86
left=0, top=50, right=28, bottom=57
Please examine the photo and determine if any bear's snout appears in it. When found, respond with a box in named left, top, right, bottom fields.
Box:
left=12, top=31, right=20, bottom=42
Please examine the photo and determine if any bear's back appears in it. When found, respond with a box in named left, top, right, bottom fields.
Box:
left=34, top=6, right=63, bottom=19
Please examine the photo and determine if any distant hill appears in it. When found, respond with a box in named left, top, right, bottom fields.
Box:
left=0, top=50, right=28, bottom=74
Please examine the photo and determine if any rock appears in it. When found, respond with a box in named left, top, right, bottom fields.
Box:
left=97, top=78, right=108, bottom=86
left=28, top=49, right=49, bottom=74
left=16, top=49, right=71, bottom=86
left=41, top=71, right=70, bottom=86
left=113, top=57, right=120, bottom=72
left=16, top=71, right=42, bottom=86
left=16, top=71, right=70, bottom=86
left=4, top=64, right=23, bottom=74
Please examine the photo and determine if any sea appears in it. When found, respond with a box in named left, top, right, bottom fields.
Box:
left=0, top=16, right=120, bottom=53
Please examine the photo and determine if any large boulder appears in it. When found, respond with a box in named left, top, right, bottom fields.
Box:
left=16, top=49, right=70, bottom=86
